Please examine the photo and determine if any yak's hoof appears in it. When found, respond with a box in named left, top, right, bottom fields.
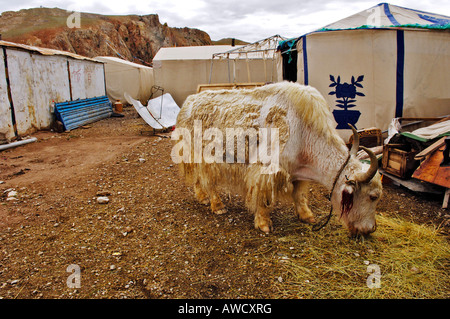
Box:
left=259, top=224, right=271, bottom=234
left=300, top=215, right=316, bottom=224
left=255, top=218, right=272, bottom=234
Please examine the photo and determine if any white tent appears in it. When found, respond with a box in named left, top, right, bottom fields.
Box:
left=278, top=3, right=450, bottom=140
left=0, top=40, right=106, bottom=142
left=153, top=44, right=280, bottom=106
left=95, top=56, right=154, bottom=104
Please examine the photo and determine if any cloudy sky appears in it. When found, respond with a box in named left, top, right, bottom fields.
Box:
left=1, top=0, right=450, bottom=41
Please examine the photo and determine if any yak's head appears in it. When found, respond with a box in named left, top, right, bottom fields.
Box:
left=331, top=125, right=382, bottom=237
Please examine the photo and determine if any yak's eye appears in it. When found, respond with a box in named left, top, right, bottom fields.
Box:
left=369, top=194, right=379, bottom=201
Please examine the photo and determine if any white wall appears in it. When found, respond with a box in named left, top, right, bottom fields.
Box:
left=0, top=47, right=106, bottom=141
left=0, top=49, right=14, bottom=141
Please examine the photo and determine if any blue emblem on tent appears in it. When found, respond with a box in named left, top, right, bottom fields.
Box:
left=329, top=75, right=365, bottom=129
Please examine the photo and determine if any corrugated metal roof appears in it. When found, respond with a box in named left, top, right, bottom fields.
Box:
left=95, top=56, right=152, bottom=69
left=153, top=45, right=240, bottom=61
left=0, top=40, right=101, bottom=63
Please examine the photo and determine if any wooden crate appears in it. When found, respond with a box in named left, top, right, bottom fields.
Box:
left=382, top=144, right=419, bottom=179
left=348, top=127, right=382, bottom=148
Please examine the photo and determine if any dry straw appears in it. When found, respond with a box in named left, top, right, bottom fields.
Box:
left=273, top=213, right=449, bottom=298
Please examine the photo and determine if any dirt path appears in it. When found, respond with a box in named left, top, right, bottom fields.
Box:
left=0, top=107, right=448, bottom=299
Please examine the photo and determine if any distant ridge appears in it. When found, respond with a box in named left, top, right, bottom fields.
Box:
left=0, top=7, right=212, bottom=65
left=212, top=38, right=249, bottom=45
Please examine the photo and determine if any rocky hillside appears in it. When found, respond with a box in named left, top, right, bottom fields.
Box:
left=0, top=7, right=212, bottom=65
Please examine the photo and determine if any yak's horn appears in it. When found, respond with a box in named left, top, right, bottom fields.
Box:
left=349, top=124, right=359, bottom=157
left=356, top=146, right=379, bottom=183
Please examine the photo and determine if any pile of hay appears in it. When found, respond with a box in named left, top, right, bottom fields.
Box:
left=273, top=213, right=449, bottom=298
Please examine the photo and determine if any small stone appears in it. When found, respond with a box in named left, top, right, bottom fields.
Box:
left=277, top=276, right=283, bottom=283
left=124, top=226, right=133, bottom=233
left=110, top=265, right=117, bottom=271
left=363, top=260, right=370, bottom=265
left=97, top=196, right=109, bottom=204
left=7, top=190, right=18, bottom=198
left=138, top=158, right=146, bottom=163
left=410, top=266, right=420, bottom=273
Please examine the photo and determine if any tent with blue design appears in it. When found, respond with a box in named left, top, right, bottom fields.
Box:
left=278, top=2, right=450, bottom=140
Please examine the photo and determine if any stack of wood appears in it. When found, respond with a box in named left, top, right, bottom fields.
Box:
left=413, top=136, right=450, bottom=208
left=380, top=116, right=450, bottom=208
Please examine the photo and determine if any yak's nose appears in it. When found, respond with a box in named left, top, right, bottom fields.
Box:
left=349, top=221, right=377, bottom=237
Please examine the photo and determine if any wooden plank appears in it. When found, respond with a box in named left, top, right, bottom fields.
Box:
left=380, top=169, right=444, bottom=194
left=443, top=189, right=450, bottom=209
left=414, top=137, right=446, bottom=160
left=197, top=82, right=266, bottom=93
left=413, top=145, right=450, bottom=188
left=398, top=117, right=444, bottom=122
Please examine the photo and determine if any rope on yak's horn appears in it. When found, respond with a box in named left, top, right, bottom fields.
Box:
left=312, top=152, right=351, bottom=232
left=312, top=123, right=357, bottom=232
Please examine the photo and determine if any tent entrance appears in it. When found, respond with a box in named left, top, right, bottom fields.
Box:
left=281, top=49, right=297, bottom=82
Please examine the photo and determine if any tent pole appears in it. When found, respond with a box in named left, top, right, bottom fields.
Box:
left=233, top=59, right=236, bottom=83
left=263, top=51, right=267, bottom=82
left=227, top=53, right=231, bottom=83
left=208, top=58, right=214, bottom=84
left=246, top=53, right=251, bottom=83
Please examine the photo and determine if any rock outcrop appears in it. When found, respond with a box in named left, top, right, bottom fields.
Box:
left=0, top=7, right=212, bottom=65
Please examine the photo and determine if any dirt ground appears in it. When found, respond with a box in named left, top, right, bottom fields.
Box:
left=0, top=106, right=448, bottom=299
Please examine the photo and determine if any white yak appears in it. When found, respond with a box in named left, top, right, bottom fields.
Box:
left=172, top=82, right=382, bottom=237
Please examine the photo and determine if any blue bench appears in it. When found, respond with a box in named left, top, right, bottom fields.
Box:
left=54, top=95, right=113, bottom=131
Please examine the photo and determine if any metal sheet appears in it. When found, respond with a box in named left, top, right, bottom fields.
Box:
left=69, top=59, right=106, bottom=100
left=6, top=49, right=71, bottom=135
left=146, top=93, right=180, bottom=128
left=55, top=96, right=112, bottom=131
left=6, top=49, right=37, bottom=135
left=0, top=49, right=14, bottom=141
left=0, top=40, right=99, bottom=62
left=30, top=53, right=71, bottom=128
left=124, top=92, right=163, bottom=130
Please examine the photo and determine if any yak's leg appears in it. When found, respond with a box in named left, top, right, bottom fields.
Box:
left=254, top=206, right=272, bottom=234
left=292, top=181, right=315, bottom=224
left=193, top=175, right=225, bottom=214
left=210, top=192, right=226, bottom=215
left=194, top=180, right=209, bottom=205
